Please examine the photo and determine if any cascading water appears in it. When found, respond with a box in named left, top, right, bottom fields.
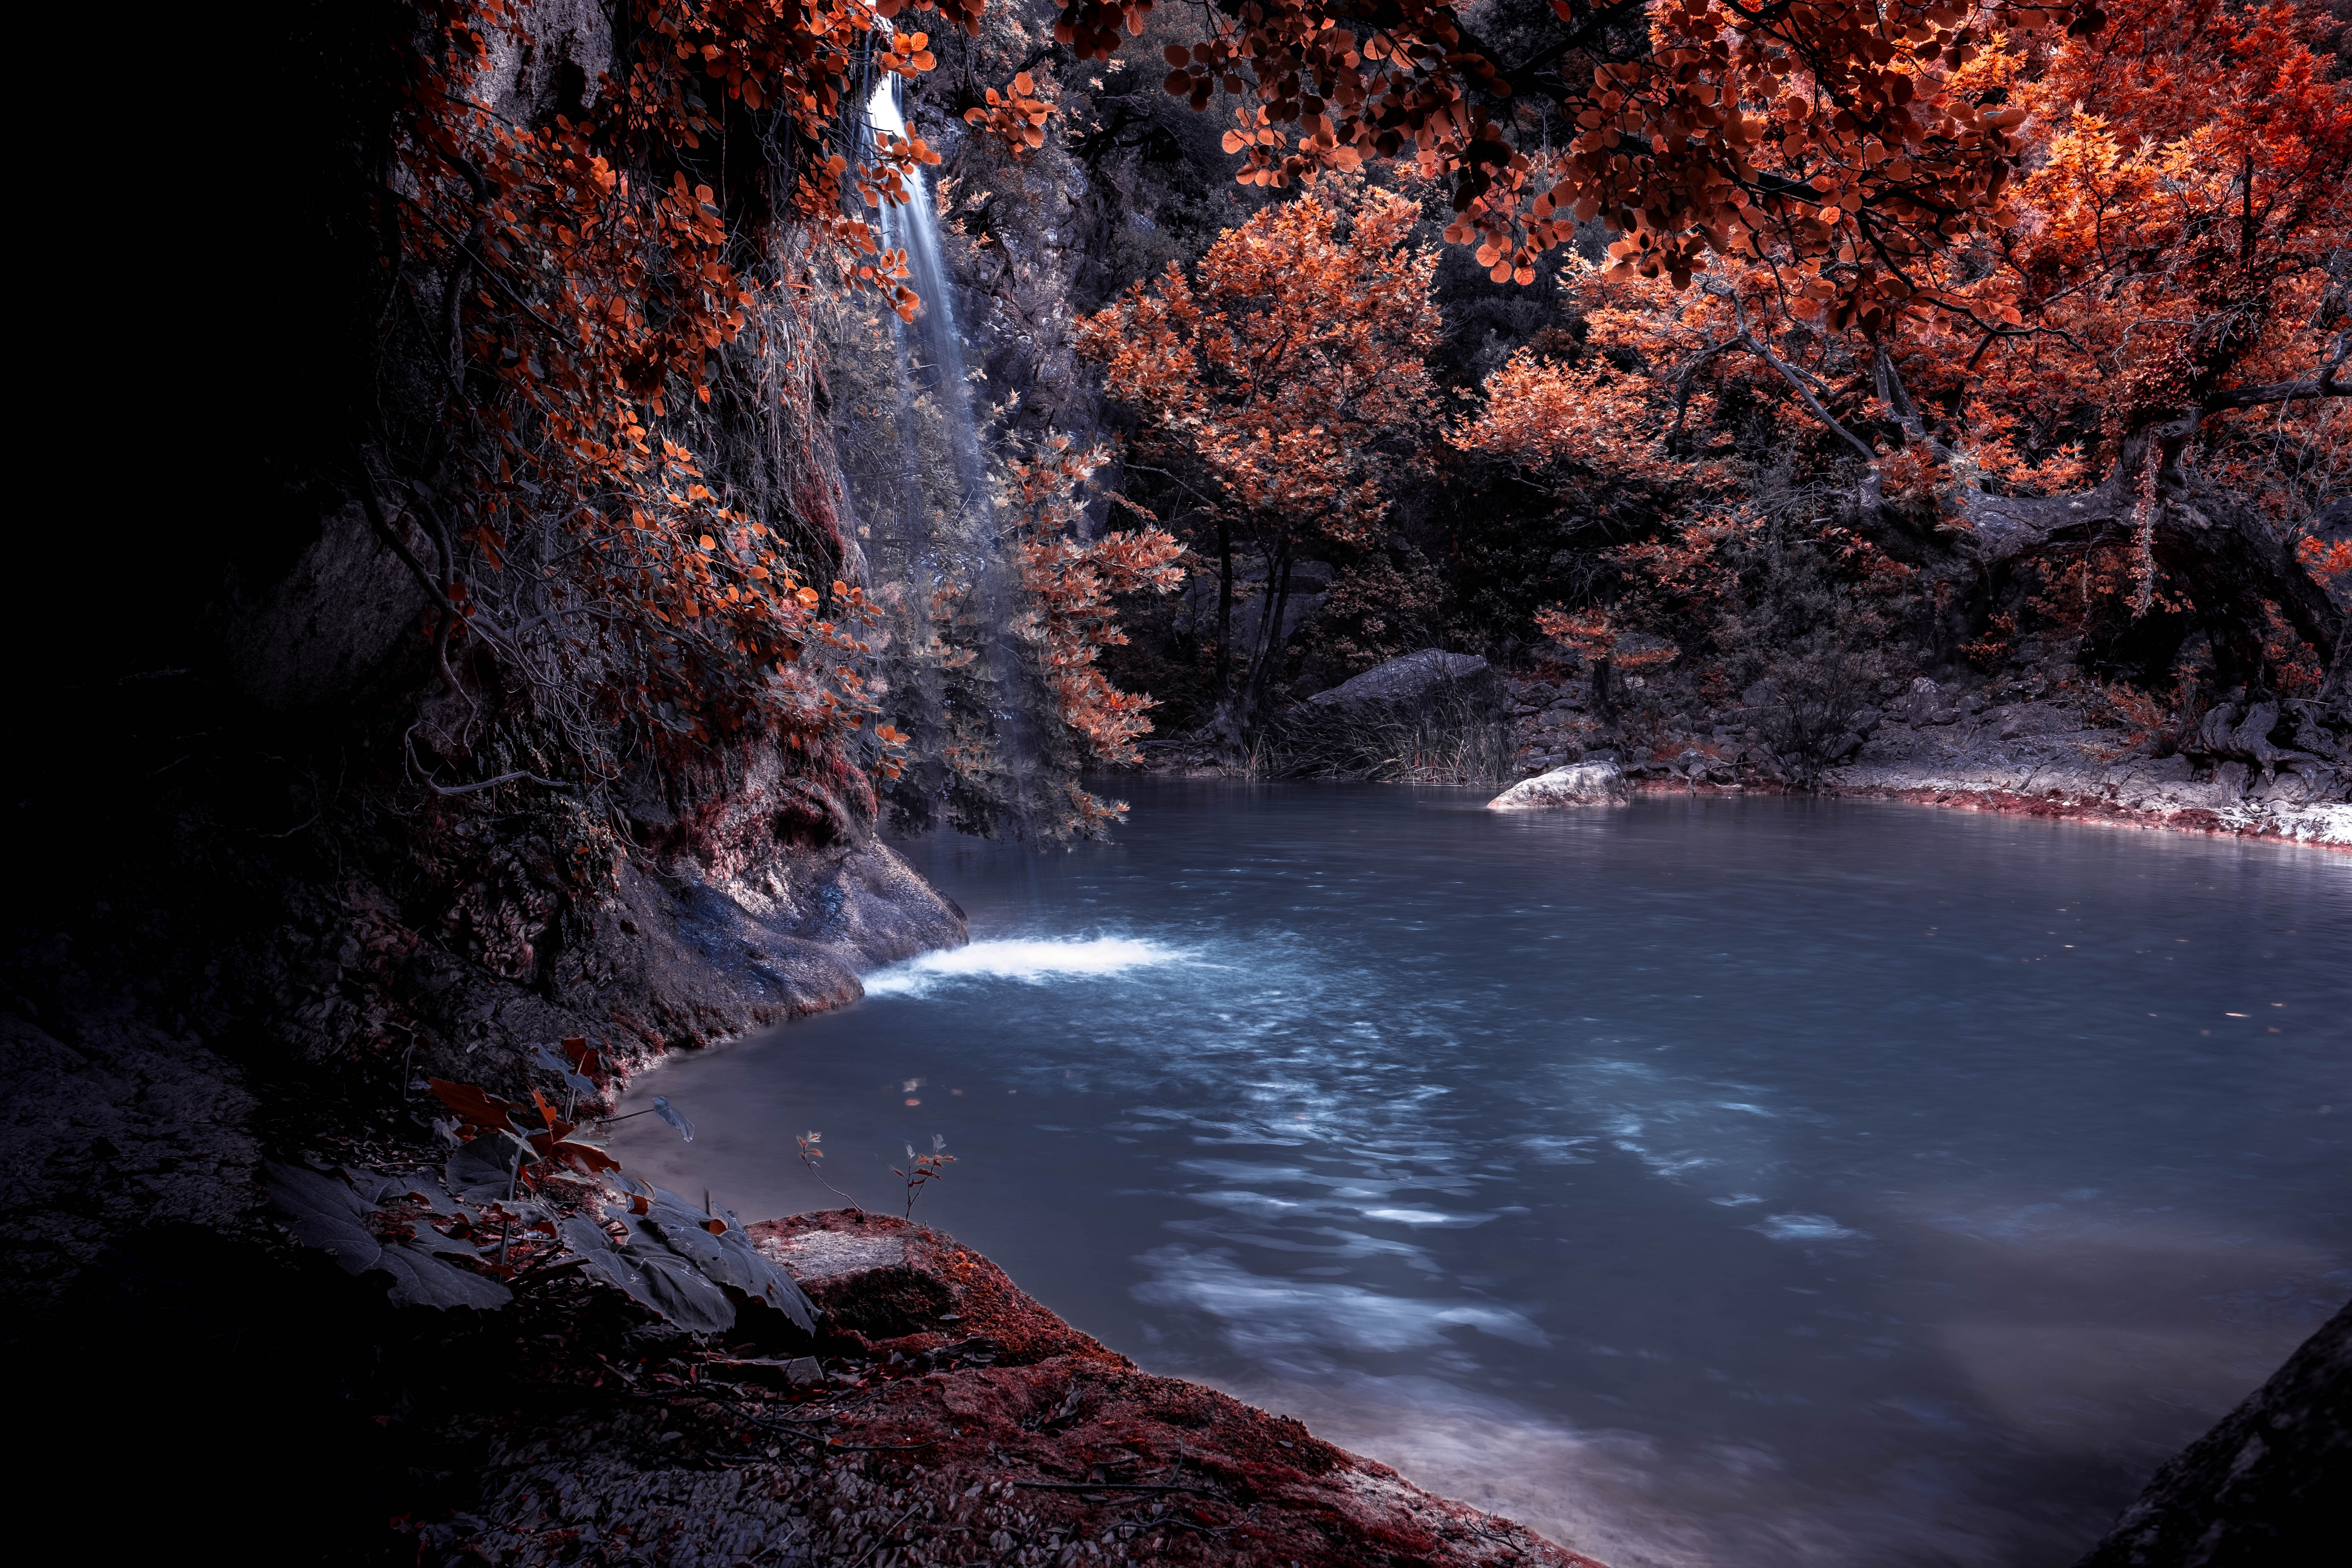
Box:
left=838, top=74, right=1040, bottom=837
left=866, top=78, right=987, bottom=510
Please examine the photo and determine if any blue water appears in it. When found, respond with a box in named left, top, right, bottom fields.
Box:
left=611, top=783, right=2352, bottom=1567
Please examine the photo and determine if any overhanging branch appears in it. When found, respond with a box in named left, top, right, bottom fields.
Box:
left=2200, top=332, right=2352, bottom=410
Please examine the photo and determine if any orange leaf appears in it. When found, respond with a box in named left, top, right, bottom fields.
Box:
left=428, top=1078, right=518, bottom=1134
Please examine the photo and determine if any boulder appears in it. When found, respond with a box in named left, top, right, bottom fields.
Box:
left=1486, top=760, right=1631, bottom=810
left=2075, top=1298, right=2350, bottom=1568
left=1307, top=648, right=1489, bottom=707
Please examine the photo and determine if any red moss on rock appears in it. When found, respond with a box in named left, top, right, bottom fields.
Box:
left=743, top=1210, right=1608, bottom=1567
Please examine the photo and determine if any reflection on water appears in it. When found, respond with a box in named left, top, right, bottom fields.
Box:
left=612, top=783, right=2351, bottom=1568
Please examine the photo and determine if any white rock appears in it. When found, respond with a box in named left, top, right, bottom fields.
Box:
left=1486, top=762, right=1631, bottom=810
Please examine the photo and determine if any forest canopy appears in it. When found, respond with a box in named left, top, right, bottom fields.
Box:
left=297, top=0, right=2345, bottom=840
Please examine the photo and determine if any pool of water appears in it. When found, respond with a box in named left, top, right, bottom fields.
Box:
left=610, top=782, right=2350, bottom=1568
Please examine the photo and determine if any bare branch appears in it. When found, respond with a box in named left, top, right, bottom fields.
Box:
left=405, top=724, right=571, bottom=796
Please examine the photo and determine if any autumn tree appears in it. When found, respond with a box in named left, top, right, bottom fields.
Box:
left=356, top=0, right=1005, bottom=834
left=346, top=0, right=2207, bottom=813
left=1005, top=438, right=1188, bottom=832
left=1078, top=185, right=1441, bottom=742
left=1463, top=0, right=2349, bottom=727
left=337, top=0, right=2348, bottom=835
left=1055, top=0, right=2107, bottom=312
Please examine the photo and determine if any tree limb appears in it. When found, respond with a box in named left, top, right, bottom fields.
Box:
left=2200, top=332, right=2352, bottom=409
left=1738, top=330, right=1877, bottom=461
left=1700, top=281, right=1878, bottom=461
left=405, top=723, right=570, bottom=796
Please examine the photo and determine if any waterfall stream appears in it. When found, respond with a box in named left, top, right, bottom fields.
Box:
left=844, top=75, right=1038, bottom=836
left=867, top=77, right=987, bottom=515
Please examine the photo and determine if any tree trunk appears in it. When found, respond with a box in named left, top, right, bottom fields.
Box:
left=1206, top=520, right=1250, bottom=757
left=1238, top=530, right=1297, bottom=740
left=1213, top=519, right=1234, bottom=703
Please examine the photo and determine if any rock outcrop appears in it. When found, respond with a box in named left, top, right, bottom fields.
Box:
left=1486, top=667, right=2347, bottom=844
left=1308, top=648, right=1492, bottom=708
left=1486, top=761, right=1631, bottom=810
left=0, top=838, right=966, bottom=1327
left=2074, top=1297, right=2351, bottom=1568
left=405, top=1207, right=1608, bottom=1567
left=1831, top=760, right=2351, bottom=845
left=1829, top=682, right=2347, bottom=843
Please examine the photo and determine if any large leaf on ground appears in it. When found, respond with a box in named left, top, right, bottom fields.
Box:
left=446, top=1136, right=522, bottom=1201
left=608, top=1207, right=735, bottom=1333
left=715, top=1223, right=817, bottom=1332
left=266, top=1161, right=510, bottom=1311
left=266, top=1163, right=381, bottom=1272
left=561, top=1215, right=663, bottom=1312
left=372, top=1242, right=512, bottom=1310
left=532, top=1134, right=619, bottom=1175
left=641, top=1203, right=817, bottom=1332
left=427, top=1078, right=520, bottom=1132
left=639, top=1203, right=736, bottom=1277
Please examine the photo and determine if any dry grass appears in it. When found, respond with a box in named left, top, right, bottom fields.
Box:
left=1255, top=678, right=1513, bottom=783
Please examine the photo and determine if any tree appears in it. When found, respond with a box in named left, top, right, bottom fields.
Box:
left=1061, top=0, right=2107, bottom=313
left=1078, top=186, right=1441, bottom=742
left=1464, top=0, right=2350, bottom=718
left=1007, top=439, right=1189, bottom=831
left=367, top=0, right=994, bottom=817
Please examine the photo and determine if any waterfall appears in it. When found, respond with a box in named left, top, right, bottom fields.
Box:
left=840, top=75, right=1040, bottom=837
left=866, top=79, right=988, bottom=512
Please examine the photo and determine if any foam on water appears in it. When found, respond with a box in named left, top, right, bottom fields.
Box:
left=1751, top=1212, right=1869, bottom=1243
left=863, top=936, right=1191, bottom=997
left=1134, top=1246, right=1552, bottom=1354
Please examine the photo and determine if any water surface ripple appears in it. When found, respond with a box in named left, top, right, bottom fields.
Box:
left=613, top=784, right=2351, bottom=1568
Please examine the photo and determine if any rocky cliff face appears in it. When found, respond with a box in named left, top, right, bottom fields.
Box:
left=3, top=630, right=967, bottom=1330
left=4, top=0, right=973, bottom=1331
left=2074, top=1299, right=2351, bottom=1568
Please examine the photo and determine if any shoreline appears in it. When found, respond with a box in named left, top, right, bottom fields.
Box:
left=394, top=1207, right=1606, bottom=1567
left=37, top=764, right=2330, bottom=1562
left=1622, top=770, right=2352, bottom=849
left=1124, top=761, right=2352, bottom=848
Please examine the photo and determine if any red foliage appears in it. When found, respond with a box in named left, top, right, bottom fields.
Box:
left=1002, top=437, right=1185, bottom=830
left=1067, top=0, right=2107, bottom=320
left=1015, top=494, right=1185, bottom=763
left=1460, top=2, right=2347, bottom=681
left=377, top=1, right=972, bottom=791
left=964, top=69, right=1056, bottom=154
left=1080, top=187, right=1440, bottom=548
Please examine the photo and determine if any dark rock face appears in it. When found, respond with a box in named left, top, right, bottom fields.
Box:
left=1307, top=648, right=1492, bottom=708
left=2075, top=1298, right=2351, bottom=1568
left=0, top=830, right=963, bottom=1327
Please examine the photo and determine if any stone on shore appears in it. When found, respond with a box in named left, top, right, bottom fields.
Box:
left=1487, top=761, right=1630, bottom=810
